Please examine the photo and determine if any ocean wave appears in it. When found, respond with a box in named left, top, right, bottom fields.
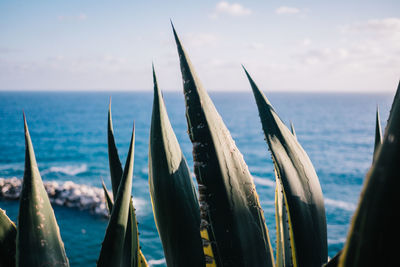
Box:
left=0, top=177, right=146, bottom=217
left=324, top=198, right=357, bottom=211
left=148, top=258, right=166, bottom=266
left=41, top=164, right=88, bottom=176
left=253, top=176, right=275, bottom=187
left=0, top=164, right=24, bottom=171
left=328, top=237, right=347, bottom=244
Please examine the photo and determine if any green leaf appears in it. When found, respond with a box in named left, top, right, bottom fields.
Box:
left=106, top=108, right=147, bottom=267
left=149, top=66, right=205, bottom=267
left=323, top=250, right=341, bottom=267
left=0, top=208, right=16, bottom=267
left=98, top=124, right=135, bottom=267
left=108, top=99, right=124, bottom=197
left=373, top=105, right=382, bottom=163
left=275, top=179, right=296, bottom=267
left=339, top=82, right=400, bottom=266
left=290, top=121, right=297, bottom=140
left=17, top=114, right=69, bottom=267
left=101, top=179, right=114, bottom=215
left=122, top=200, right=147, bottom=267
left=172, top=23, right=274, bottom=267
left=243, top=67, right=328, bottom=267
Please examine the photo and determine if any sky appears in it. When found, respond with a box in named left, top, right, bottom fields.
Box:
left=0, top=1, right=399, bottom=92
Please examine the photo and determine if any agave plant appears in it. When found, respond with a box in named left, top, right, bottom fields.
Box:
left=98, top=102, right=147, bottom=267
left=0, top=22, right=398, bottom=267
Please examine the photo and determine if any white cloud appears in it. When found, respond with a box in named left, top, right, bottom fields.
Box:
left=275, top=6, right=300, bottom=15
left=302, top=38, right=312, bottom=46
left=247, top=42, right=265, bottom=50
left=341, top=17, right=400, bottom=39
left=183, top=33, right=219, bottom=47
left=294, top=17, right=400, bottom=82
left=212, top=1, right=251, bottom=18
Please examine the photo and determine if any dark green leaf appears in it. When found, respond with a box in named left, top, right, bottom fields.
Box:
left=0, top=208, right=16, bottom=267
left=275, top=179, right=296, bottom=267
left=373, top=106, right=382, bottom=163
left=108, top=100, right=123, bottom=197
left=243, top=67, right=327, bottom=267
left=323, top=250, right=341, bottom=267
left=101, top=180, right=113, bottom=215
left=290, top=121, right=297, bottom=140
left=149, top=66, right=205, bottom=267
left=122, top=200, right=146, bottom=267
left=17, top=115, right=69, bottom=267
left=339, top=82, right=400, bottom=266
left=98, top=124, right=135, bottom=267
left=172, top=24, right=274, bottom=267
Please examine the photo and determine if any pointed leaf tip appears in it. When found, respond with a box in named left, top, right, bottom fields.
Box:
left=19, top=117, right=69, bottom=266
left=99, top=122, right=136, bottom=267
left=171, top=22, right=182, bottom=50
left=107, top=101, right=123, bottom=197
left=23, top=112, right=28, bottom=133
left=246, top=70, right=327, bottom=266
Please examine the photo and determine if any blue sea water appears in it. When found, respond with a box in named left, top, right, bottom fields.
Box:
left=0, top=91, right=394, bottom=266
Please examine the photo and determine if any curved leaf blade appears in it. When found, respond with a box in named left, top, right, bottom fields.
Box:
left=101, top=180, right=113, bottom=215
left=108, top=100, right=123, bottom=197
left=243, top=67, right=327, bottom=267
left=17, top=115, right=69, bottom=267
left=172, top=24, right=274, bottom=267
left=339, top=82, right=400, bottom=266
left=98, top=124, right=135, bottom=267
left=122, top=200, right=147, bottom=267
left=290, top=121, right=297, bottom=140
left=323, top=250, right=341, bottom=267
left=0, top=209, right=16, bottom=267
left=275, top=178, right=296, bottom=267
left=373, top=105, right=382, bottom=163
left=149, top=66, right=205, bottom=267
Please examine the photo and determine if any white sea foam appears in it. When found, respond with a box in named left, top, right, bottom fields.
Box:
left=324, top=198, right=357, bottom=211
left=0, top=164, right=23, bottom=171
left=148, top=258, right=166, bottom=266
left=328, top=237, right=347, bottom=244
left=253, top=176, right=275, bottom=187
left=0, top=177, right=146, bottom=217
left=41, top=164, right=88, bottom=176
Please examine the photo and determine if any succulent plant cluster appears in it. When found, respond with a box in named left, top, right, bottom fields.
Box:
left=0, top=24, right=399, bottom=267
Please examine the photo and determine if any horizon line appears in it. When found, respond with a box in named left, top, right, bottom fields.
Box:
left=0, top=89, right=394, bottom=95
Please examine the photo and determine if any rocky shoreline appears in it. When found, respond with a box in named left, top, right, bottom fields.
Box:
left=0, top=177, right=109, bottom=217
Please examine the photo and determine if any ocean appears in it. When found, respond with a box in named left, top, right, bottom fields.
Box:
left=0, top=91, right=393, bottom=266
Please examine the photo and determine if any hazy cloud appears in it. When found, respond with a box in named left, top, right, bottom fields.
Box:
left=211, top=1, right=251, bottom=18
left=275, top=6, right=300, bottom=15
left=295, top=17, right=400, bottom=74
left=183, top=33, right=219, bottom=47
left=342, top=17, right=400, bottom=33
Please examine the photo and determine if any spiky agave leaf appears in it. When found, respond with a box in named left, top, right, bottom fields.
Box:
left=101, top=179, right=113, bottom=215
left=107, top=104, right=147, bottom=267
left=0, top=209, right=16, bottom=267
left=17, top=115, right=69, bottom=267
left=108, top=99, right=123, bottom=197
left=323, top=251, right=341, bottom=267
left=243, top=67, right=327, bottom=267
left=373, top=105, right=383, bottom=163
left=149, top=66, right=205, bottom=267
left=290, top=121, right=297, bottom=140
left=338, top=82, right=400, bottom=266
left=172, top=24, right=274, bottom=267
left=275, top=178, right=296, bottom=267
left=122, top=200, right=147, bottom=267
left=98, top=124, right=135, bottom=267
